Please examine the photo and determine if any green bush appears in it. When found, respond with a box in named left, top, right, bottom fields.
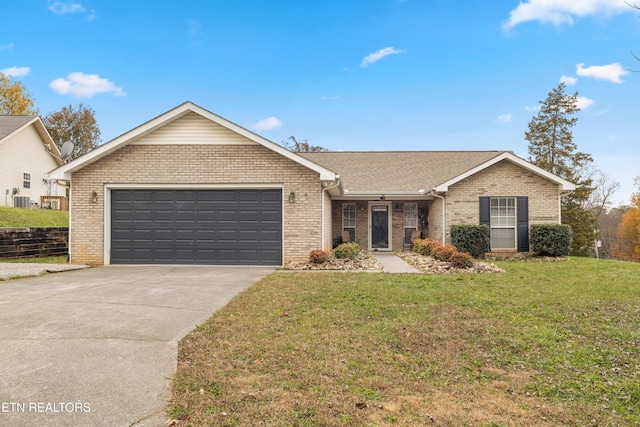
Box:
left=334, top=242, right=361, bottom=260
left=530, top=224, right=573, bottom=257
left=413, top=238, right=442, bottom=256
left=309, top=250, right=329, bottom=264
left=431, top=244, right=457, bottom=262
left=449, top=251, right=474, bottom=269
left=450, top=225, right=490, bottom=257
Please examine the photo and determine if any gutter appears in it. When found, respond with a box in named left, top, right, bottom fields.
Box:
left=430, top=190, right=446, bottom=244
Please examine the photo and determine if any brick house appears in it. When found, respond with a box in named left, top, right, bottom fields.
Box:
left=48, top=102, right=575, bottom=266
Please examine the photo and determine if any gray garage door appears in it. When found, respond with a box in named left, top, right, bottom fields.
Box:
left=110, top=189, right=282, bottom=265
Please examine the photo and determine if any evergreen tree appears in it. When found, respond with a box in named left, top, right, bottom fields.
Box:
left=525, top=82, right=595, bottom=256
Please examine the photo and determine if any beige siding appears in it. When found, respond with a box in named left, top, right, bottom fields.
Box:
left=322, top=190, right=333, bottom=251
left=0, top=124, right=63, bottom=207
left=443, top=159, right=560, bottom=247
left=131, top=112, right=257, bottom=145
left=70, top=144, right=322, bottom=265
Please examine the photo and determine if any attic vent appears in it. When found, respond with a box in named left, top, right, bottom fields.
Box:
left=14, top=196, right=30, bottom=208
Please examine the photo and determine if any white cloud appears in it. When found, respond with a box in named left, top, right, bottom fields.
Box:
left=576, top=63, right=627, bottom=83
left=48, top=1, right=85, bottom=15
left=49, top=72, right=125, bottom=97
left=321, top=95, right=340, bottom=101
left=254, top=116, right=282, bottom=131
left=48, top=2, right=96, bottom=20
left=576, top=96, right=595, bottom=109
left=497, top=114, right=513, bottom=123
left=1, top=66, right=30, bottom=77
left=525, top=105, right=540, bottom=112
left=560, top=75, right=578, bottom=85
left=360, top=47, right=404, bottom=68
left=0, top=42, right=14, bottom=51
left=503, top=0, right=631, bottom=30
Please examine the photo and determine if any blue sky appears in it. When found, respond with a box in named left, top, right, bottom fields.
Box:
left=2, top=0, right=639, bottom=205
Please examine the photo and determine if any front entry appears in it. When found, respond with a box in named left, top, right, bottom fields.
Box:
left=369, top=203, right=391, bottom=251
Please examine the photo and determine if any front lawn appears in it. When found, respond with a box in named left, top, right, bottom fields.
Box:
left=168, top=257, right=640, bottom=426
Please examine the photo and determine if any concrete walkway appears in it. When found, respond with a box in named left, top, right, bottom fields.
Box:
left=371, top=253, right=422, bottom=273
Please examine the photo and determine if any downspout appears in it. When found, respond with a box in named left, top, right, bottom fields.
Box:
left=430, top=190, right=446, bottom=244
left=321, top=176, right=341, bottom=251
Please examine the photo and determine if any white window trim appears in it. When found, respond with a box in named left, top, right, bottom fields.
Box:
left=490, top=197, right=517, bottom=250
left=403, top=203, right=418, bottom=243
left=23, top=172, right=31, bottom=189
left=342, top=202, right=356, bottom=240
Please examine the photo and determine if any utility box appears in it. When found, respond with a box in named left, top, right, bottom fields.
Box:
left=13, top=196, right=30, bottom=208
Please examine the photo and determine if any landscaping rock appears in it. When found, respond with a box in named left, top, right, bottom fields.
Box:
left=282, top=251, right=383, bottom=271
left=397, top=251, right=505, bottom=274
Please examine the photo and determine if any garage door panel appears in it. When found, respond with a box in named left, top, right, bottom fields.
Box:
left=110, top=189, right=282, bottom=265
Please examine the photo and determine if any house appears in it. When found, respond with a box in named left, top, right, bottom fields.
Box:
left=48, top=102, right=575, bottom=266
left=0, top=116, right=67, bottom=209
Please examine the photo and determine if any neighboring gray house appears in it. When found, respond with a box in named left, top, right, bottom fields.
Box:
left=0, top=116, right=66, bottom=209
left=48, top=102, right=575, bottom=266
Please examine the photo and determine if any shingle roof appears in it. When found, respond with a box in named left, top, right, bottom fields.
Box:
left=298, top=151, right=509, bottom=193
left=0, top=115, right=36, bottom=140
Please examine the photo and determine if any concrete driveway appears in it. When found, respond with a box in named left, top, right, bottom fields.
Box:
left=0, top=265, right=274, bottom=427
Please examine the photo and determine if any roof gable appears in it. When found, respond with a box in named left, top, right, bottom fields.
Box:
left=433, top=152, right=575, bottom=192
left=48, top=102, right=337, bottom=180
left=0, top=115, right=62, bottom=166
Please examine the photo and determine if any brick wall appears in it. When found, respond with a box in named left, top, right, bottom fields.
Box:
left=70, top=144, right=322, bottom=265
left=442, top=159, right=560, bottom=246
left=331, top=200, right=428, bottom=252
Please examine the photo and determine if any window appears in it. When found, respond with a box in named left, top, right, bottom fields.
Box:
left=490, top=197, right=516, bottom=249
left=342, top=203, right=356, bottom=241
left=23, top=173, right=31, bottom=189
left=403, top=203, right=418, bottom=243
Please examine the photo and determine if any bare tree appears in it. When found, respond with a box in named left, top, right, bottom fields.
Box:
left=589, top=170, right=621, bottom=218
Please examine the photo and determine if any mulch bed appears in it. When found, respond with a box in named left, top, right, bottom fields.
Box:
left=282, top=251, right=383, bottom=271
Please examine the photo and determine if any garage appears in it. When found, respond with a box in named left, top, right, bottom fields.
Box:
left=109, top=189, right=282, bottom=265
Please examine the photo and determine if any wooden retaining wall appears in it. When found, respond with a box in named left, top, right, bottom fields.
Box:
left=0, top=227, right=68, bottom=259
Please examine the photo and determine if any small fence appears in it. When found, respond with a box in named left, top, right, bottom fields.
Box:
left=0, top=227, right=68, bottom=259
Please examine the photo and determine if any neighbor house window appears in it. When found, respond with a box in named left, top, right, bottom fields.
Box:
left=403, top=203, right=418, bottom=243
left=342, top=203, right=356, bottom=241
left=23, top=173, right=31, bottom=189
left=490, top=197, right=516, bottom=249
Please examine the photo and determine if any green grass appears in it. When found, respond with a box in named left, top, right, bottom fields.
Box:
left=2, top=256, right=68, bottom=264
left=167, top=257, right=640, bottom=426
left=0, top=206, right=68, bottom=227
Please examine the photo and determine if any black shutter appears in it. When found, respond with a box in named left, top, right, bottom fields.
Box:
left=517, top=196, right=529, bottom=252
left=479, top=197, right=490, bottom=226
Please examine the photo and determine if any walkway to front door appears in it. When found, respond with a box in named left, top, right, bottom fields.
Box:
left=371, top=253, right=421, bottom=273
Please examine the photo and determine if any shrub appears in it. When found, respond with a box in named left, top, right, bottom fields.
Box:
left=334, top=242, right=361, bottom=260
left=450, top=225, right=490, bottom=257
left=449, top=251, right=473, bottom=269
left=309, top=249, right=329, bottom=264
left=431, top=244, right=457, bottom=262
left=413, top=238, right=442, bottom=256
left=530, top=224, right=573, bottom=257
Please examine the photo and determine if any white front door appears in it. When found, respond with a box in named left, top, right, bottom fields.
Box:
left=369, top=202, right=392, bottom=251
